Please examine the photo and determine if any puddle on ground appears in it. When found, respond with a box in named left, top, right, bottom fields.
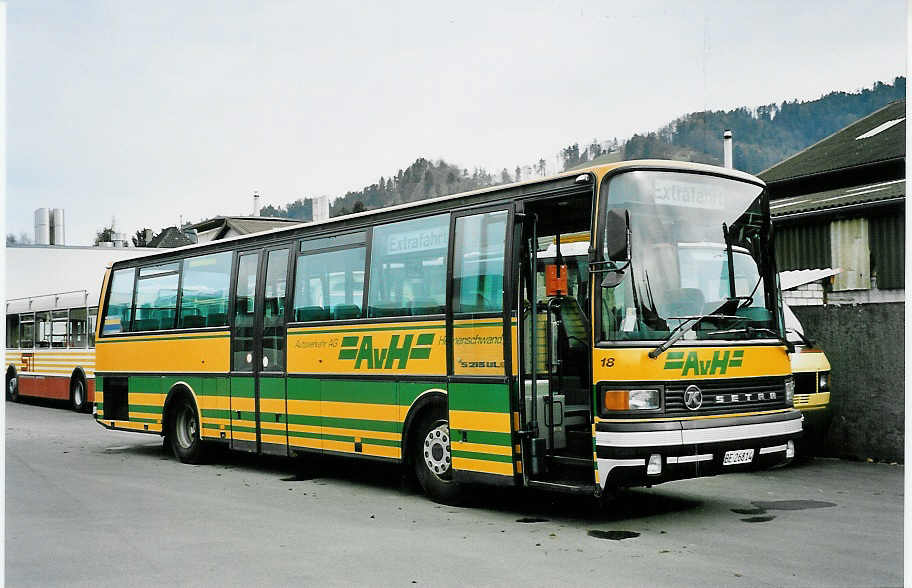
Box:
left=587, top=530, right=640, bottom=540
left=516, top=517, right=549, bottom=523
left=732, top=499, right=836, bottom=518
left=741, top=516, right=776, bottom=523
left=752, top=500, right=836, bottom=511
left=731, top=507, right=765, bottom=515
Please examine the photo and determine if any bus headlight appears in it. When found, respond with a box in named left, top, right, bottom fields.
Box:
left=784, top=377, right=795, bottom=405
left=818, top=372, right=830, bottom=392
left=601, top=387, right=661, bottom=412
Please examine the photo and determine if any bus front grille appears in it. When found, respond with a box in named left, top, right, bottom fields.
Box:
left=664, top=376, right=787, bottom=416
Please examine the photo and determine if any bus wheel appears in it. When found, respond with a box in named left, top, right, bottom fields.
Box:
left=70, top=375, right=88, bottom=412
left=412, top=408, right=463, bottom=504
left=168, top=396, right=205, bottom=464
left=6, top=371, right=18, bottom=402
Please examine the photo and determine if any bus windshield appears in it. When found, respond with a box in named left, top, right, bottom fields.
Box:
left=599, top=170, right=778, bottom=342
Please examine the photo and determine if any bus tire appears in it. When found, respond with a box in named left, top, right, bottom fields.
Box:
left=411, top=406, right=463, bottom=505
left=6, top=369, right=18, bottom=402
left=168, top=395, right=205, bottom=464
left=70, top=374, right=88, bottom=412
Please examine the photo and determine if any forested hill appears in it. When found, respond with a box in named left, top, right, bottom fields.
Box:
left=593, top=76, right=906, bottom=174
left=260, top=76, right=904, bottom=220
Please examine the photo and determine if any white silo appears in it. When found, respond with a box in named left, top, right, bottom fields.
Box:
left=51, top=208, right=65, bottom=245
left=34, top=208, right=50, bottom=244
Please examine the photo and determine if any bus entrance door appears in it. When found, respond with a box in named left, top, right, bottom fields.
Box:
left=230, top=247, right=291, bottom=456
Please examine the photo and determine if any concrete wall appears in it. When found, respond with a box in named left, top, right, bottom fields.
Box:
left=792, top=302, right=904, bottom=462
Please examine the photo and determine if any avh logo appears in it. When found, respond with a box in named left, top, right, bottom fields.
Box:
left=663, top=350, right=744, bottom=376
left=338, top=333, right=435, bottom=369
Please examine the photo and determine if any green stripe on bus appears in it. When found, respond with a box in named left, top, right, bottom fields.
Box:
left=286, top=414, right=321, bottom=426
left=398, top=381, right=446, bottom=406
left=288, top=430, right=321, bottom=440
left=321, top=380, right=396, bottom=405
left=448, top=381, right=510, bottom=413
left=451, top=450, right=513, bottom=463
left=130, top=417, right=160, bottom=424
left=129, top=375, right=162, bottom=394
left=201, top=409, right=231, bottom=419
left=229, top=377, right=255, bottom=398
left=323, top=415, right=400, bottom=433
left=453, top=430, right=511, bottom=446
left=128, top=405, right=163, bottom=414
left=452, top=321, right=503, bottom=328
left=364, top=437, right=400, bottom=447
left=259, top=378, right=285, bottom=399
left=229, top=425, right=257, bottom=434
left=287, top=379, right=320, bottom=401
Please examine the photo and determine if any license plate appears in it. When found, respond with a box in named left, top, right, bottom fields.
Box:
left=722, top=449, right=755, bottom=465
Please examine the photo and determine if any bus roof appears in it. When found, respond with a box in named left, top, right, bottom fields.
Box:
left=107, top=160, right=765, bottom=269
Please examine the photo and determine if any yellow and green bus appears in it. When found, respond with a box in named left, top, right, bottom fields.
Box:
left=94, top=160, right=801, bottom=502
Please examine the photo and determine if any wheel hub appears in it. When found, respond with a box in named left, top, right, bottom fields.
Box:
left=176, top=406, right=197, bottom=449
left=423, top=423, right=451, bottom=478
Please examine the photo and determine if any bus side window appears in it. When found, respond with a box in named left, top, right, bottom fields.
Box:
left=6, top=314, right=19, bottom=348
left=293, top=246, right=366, bottom=321
left=452, top=211, right=507, bottom=313
left=178, top=251, right=232, bottom=328
left=35, top=311, right=51, bottom=348
left=103, top=268, right=136, bottom=335
left=51, top=309, right=68, bottom=348
left=368, top=214, right=449, bottom=318
left=88, top=307, right=98, bottom=348
left=68, top=307, right=88, bottom=348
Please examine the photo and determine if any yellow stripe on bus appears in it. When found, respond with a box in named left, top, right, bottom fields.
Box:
left=449, top=410, right=512, bottom=432
left=452, top=456, right=513, bottom=476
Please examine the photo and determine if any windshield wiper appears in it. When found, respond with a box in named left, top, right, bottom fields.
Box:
left=648, top=306, right=744, bottom=359
left=707, top=326, right=779, bottom=338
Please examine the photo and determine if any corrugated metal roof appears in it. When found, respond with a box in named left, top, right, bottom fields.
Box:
left=779, top=268, right=840, bottom=290
left=770, top=179, right=905, bottom=218
left=759, top=100, right=905, bottom=183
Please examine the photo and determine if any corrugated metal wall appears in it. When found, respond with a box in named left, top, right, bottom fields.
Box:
left=831, top=218, right=870, bottom=291
left=774, top=222, right=831, bottom=271
left=870, top=212, right=905, bottom=289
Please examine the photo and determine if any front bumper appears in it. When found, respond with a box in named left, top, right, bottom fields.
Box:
left=595, top=409, right=803, bottom=488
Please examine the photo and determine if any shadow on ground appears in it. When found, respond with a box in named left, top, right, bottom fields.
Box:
left=99, top=438, right=703, bottom=523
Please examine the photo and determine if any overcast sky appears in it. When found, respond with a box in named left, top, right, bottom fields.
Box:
left=7, top=1, right=906, bottom=245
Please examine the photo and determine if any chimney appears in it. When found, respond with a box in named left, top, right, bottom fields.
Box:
left=144, top=228, right=154, bottom=244
left=253, top=191, right=260, bottom=217
left=722, top=130, right=733, bottom=169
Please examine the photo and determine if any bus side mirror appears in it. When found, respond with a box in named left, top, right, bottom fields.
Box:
left=604, top=209, right=629, bottom=262
left=601, top=209, right=630, bottom=288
